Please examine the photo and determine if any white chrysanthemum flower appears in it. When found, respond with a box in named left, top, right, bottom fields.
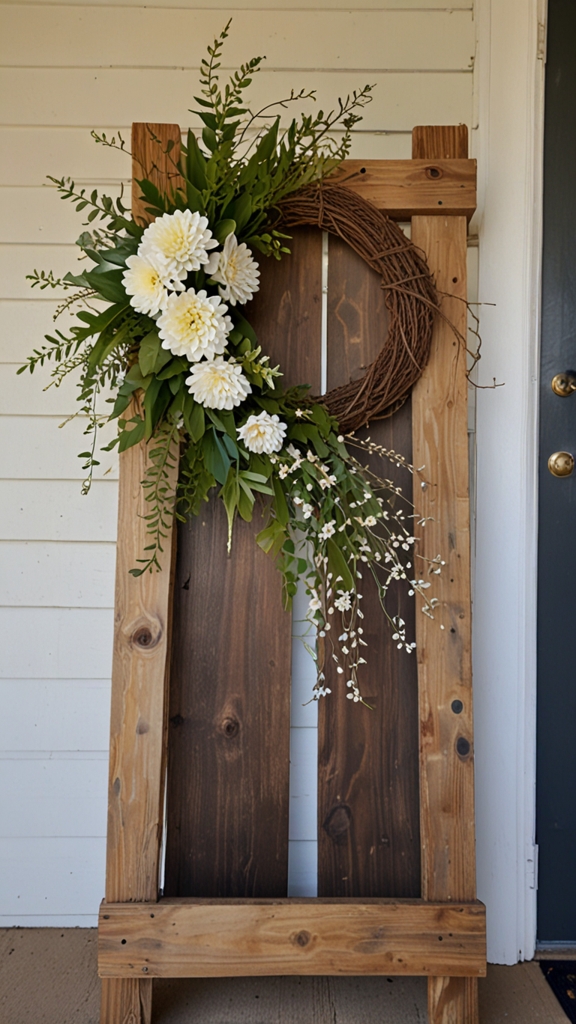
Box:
left=157, top=289, right=232, bottom=361
left=237, top=411, right=287, bottom=454
left=206, top=233, right=260, bottom=306
left=122, top=252, right=176, bottom=316
left=185, top=357, right=251, bottom=410
left=139, top=209, right=218, bottom=279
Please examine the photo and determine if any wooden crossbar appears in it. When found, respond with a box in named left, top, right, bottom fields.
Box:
left=330, top=158, right=476, bottom=219
left=98, top=899, right=486, bottom=979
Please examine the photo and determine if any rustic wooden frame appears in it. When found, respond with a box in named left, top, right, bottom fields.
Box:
left=98, top=123, right=483, bottom=1024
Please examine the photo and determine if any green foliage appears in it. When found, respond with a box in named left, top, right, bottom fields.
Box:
left=129, top=417, right=181, bottom=575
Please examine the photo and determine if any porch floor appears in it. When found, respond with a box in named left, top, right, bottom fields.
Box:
left=0, top=928, right=569, bottom=1023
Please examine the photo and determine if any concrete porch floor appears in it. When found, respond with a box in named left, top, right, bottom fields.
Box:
left=0, top=928, right=569, bottom=1023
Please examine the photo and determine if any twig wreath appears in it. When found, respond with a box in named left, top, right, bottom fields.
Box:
left=278, top=183, right=439, bottom=431
left=20, top=22, right=444, bottom=705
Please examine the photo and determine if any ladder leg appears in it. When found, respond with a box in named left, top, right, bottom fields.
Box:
left=100, top=978, right=152, bottom=1024
left=428, top=976, right=479, bottom=1024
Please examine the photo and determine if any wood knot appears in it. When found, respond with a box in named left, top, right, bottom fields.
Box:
left=221, top=716, right=240, bottom=739
left=294, top=930, right=311, bottom=947
left=132, top=625, right=159, bottom=649
left=456, top=736, right=471, bottom=758
left=323, top=804, right=352, bottom=840
left=136, top=719, right=149, bottom=735
left=170, top=714, right=185, bottom=728
left=425, top=165, right=443, bottom=180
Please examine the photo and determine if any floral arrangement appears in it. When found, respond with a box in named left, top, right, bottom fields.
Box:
left=21, top=24, right=440, bottom=705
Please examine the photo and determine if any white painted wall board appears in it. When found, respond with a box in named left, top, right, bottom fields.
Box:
left=0, top=480, right=117, bottom=541
left=0, top=300, right=106, bottom=363
left=0, top=365, right=115, bottom=417
left=0, top=1, right=473, bottom=11
left=0, top=680, right=110, bottom=751
left=0, top=914, right=98, bottom=925
left=290, top=631, right=318, bottom=729
left=0, top=541, right=115, bottom=606
left=0, top=754, right=107, bottom=838
left=0, top=607, right=113, bottom=678
left=287, top=841, right=318, bottom=899
left=288, top=729, right=317, bottom=842
left=0, top=127, right=134, bottom=186
left=0, top=9, right=474, bottom=71
left=0, top=184, right=125, bottom=244
left=0, top=836, right=105, bottom=917
left=0, top=244, right=80, bottom=299
left=0, top=69, right=473, bottom=131
left=0, top=417, right=119, bottom=480
left=0, top=127, right=415, bottom=188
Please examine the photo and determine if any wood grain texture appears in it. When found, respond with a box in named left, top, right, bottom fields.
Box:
left=164, top=229, right=322, bottom=899
left=98, top=899, right=486, bottom=979
left=99, top=122, right=180, bottom=1024
left=318, top=235, right=421, bottom=899
left=412, top=126, right=469, bottom=160
left=333, top=159, right=476, bottom=220
left=410, top=125, right=479, bottom=1024
left=428, top=975, right=479, bottom=1024
left=131, top=122, right=184, bottom=227
left=100, top=977, right=152, bottom=1024
left=411, top=215, right=474, bottom=903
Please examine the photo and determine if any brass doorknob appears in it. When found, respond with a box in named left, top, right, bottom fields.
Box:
left=551, top=372, right=576, bottom=397
left=548, top=451, right=575, bottom=477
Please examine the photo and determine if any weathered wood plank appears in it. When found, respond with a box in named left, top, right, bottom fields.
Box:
left=334, top=158, right=476, bottom=220
left=100, top=978, right=152, bottom=1024
left=98, top=898, right=487, bottom=979
left=412, top=125, right=469, bottom=160
left=100, top=122, right=181, bottom=1024
left=163, top=228, right=322, bottom=898
left=410, top=124, right=479, bottom=1024
left=318, top=235, right=421, bottom=898
left=164, top=506, right=293, bottom=898
left=131, top=122, right=184, bottom=226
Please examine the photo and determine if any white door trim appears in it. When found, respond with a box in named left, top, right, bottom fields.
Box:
left=472, top=0, right=547, bottom=964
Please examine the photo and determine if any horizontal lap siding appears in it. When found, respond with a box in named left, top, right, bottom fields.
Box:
left=0, top=0, right=474, bottom=925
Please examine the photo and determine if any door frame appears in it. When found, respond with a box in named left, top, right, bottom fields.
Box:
left=473, top=0, right=547, bottom=964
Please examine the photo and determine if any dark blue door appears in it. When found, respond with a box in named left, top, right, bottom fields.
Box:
left=537, top=0, right=576, bottom=944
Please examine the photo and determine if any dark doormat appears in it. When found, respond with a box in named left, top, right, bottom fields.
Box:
left=540, top=961, right=576, bottom=1022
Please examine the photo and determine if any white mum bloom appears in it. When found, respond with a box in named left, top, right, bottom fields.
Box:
left=122, top=252, right=177, bottom=316
left=157, top=289, right=232, bottom=362
left=237, top=411, right=287, bottom=454
left=308, top=595, right=322, bottom=614
left=139, top=209, right=218, bottom=279
left=206, top=233, right=260, bottom=306
left=318, top=522, right=336, bottom=541
left=364, top=515, right=378, bottom=527
left=185, top=357, right=251, bottom=410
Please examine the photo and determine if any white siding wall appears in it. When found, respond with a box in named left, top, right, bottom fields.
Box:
left=0, top=0, right=474, bottom=927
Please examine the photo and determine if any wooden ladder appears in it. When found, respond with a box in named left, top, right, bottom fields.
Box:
left=98, top=123, right=484, bottom=1024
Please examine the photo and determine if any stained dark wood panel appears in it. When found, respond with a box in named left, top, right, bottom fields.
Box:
left=164, top=229, right=322, bottom=898
left=318, top=235, right=421, bottom=898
